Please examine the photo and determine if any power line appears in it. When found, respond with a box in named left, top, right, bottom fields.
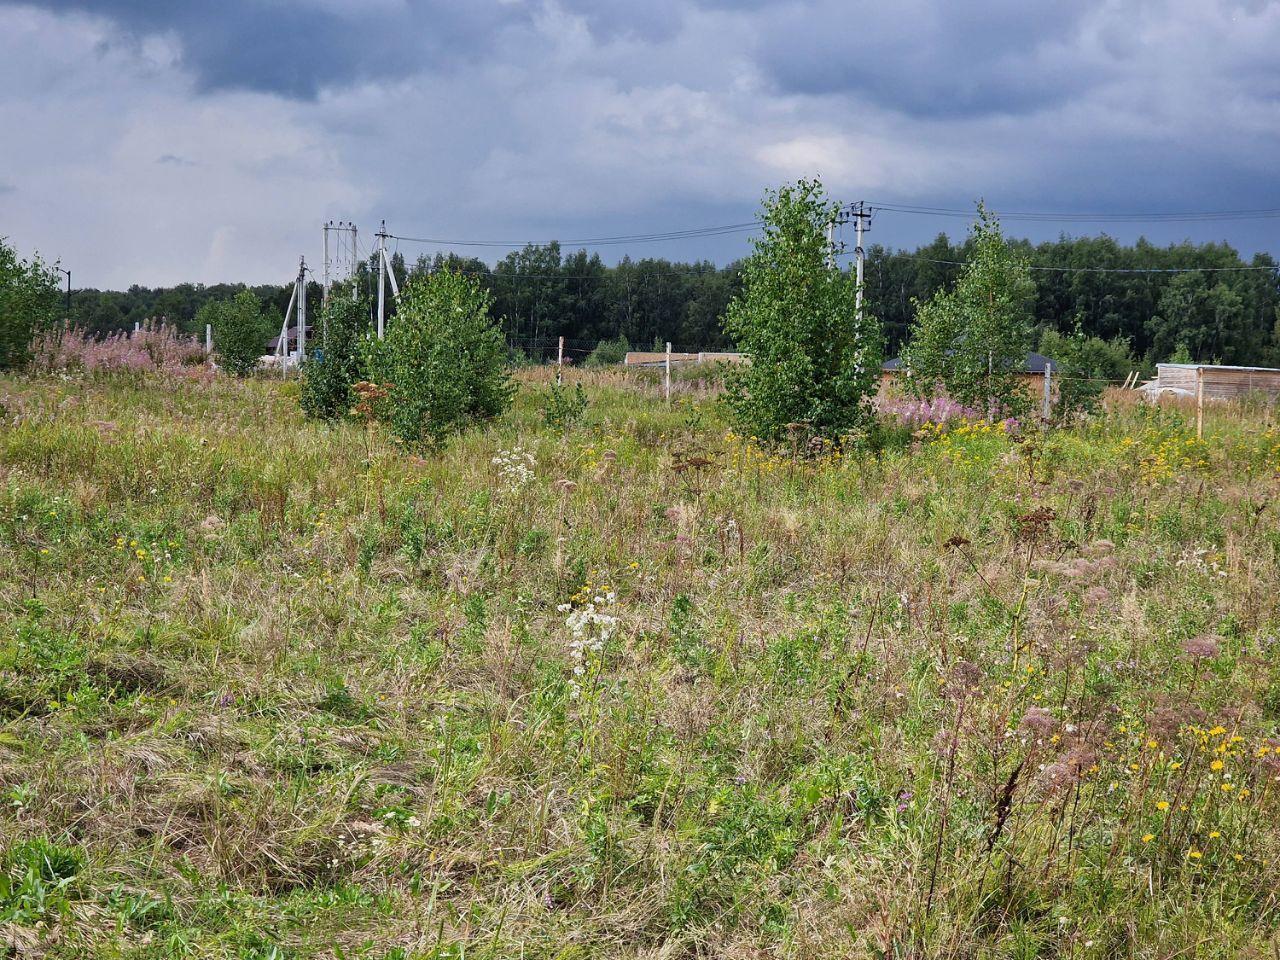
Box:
left=867, top=201, right=1280, bottom=223
left=850, top=252, right=1279, bottom=275
left=385, top=221, right=762, bottom=248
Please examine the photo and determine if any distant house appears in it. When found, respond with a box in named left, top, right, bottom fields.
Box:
left=1142, top=363, right=1280, bottom=401
left=266, top=325, right=313, bottom=355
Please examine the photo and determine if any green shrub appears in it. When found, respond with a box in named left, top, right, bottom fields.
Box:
left=1040, top=327, right=1136, bottom=418
left=542, top=381, right=588, bottom=430
left=585, top=335, right=630, bottom=367
left=0, top=237, right=60, bottom=372
left=364, top=270, right=513, bottom=446
left=722, top=179, right=881, bottom=441
left=203, top=290, right=271, bottom=377
left=300, top=292, right=368, bottom=421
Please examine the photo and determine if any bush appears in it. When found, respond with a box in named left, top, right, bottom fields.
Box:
left=300, top=293, right=368, bottom=421
left=901, top=204, right=1036, bottom=417
left=1040, top=327, right=1136, bottom=418
left=722, top=179, right=881, bottom=441
left=203, top=291, right=270, bottom=377
left=542, top=381, right=589, bottom=430
left=585, top=335, right=630, bottom=367
left=364, top=270, right=513, bottom=446
left=0, top=237, right=61, bottom=372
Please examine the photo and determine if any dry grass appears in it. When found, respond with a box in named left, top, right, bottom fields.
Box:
left=1, top=369, right=1279, bottom=958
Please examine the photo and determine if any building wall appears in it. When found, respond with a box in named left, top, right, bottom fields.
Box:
left=1156, top=365, right=1280, bottom=400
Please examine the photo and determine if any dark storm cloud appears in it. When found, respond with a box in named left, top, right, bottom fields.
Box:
left=21, top=0, right=535, bottom=98
left=752, top=0, right=1104, bottom=117
left=4, top=0, right=1280, bottom=287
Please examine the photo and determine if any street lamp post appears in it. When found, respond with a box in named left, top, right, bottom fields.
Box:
left=56, top=267, right=71, bottom=317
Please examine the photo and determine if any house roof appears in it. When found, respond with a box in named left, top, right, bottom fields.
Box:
left=883, top=351, right=1056, bottom=374
left=266, top=324, right=313, bottom=352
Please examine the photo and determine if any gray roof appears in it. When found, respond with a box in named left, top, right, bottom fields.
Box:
left=266, top=324, right=312, bottom=352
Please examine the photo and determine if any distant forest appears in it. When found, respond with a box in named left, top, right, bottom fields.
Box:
left=66, top=234, right=1280, bottom=366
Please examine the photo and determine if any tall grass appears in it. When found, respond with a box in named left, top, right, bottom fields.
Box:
left=0, top=369, right=1278, bottom=957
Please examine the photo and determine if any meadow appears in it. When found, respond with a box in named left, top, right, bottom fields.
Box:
left=1, top=366, right=1279, bottom=958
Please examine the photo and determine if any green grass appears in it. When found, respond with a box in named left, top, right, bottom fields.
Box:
left=1, top=368, right=1279, bottom=957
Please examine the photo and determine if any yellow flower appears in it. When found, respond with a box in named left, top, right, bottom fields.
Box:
left=1209, top=831, right=1221, bottom=839
left=1141, top=833, right=1155, bottom=843
left=1156, top=800, right=1170, bottom=811
left=1221, top=783, right=1235, bottom=792
left=1211, top=759, right=1224, bottom=771
left=1188, top=849, right=1203, bottom=860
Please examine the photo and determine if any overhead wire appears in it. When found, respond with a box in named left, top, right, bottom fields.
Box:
left=865, top=201, right=1280, bottom=223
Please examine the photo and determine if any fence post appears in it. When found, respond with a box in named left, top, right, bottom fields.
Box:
left=665, top=342, right=672, bottom=402
left=205, top=323, right=213, bottom=356
left=557, top=336, right=564, bottom=385
left=1196, top=366, right=1204, bottom=439
left=1042, top=361, right=1052, bottom=423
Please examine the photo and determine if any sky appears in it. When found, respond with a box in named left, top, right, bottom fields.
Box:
left=1, top=0, right=1279, bottom=289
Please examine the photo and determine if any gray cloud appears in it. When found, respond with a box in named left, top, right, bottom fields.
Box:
left=751, top=0, right=1104, bottom=116
left=2, top=0, right=1279, bottom=288
left=21, top=1, right=535, bottom=98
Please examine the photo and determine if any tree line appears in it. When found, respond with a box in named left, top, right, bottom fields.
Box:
left=37, top=232, right=1280, bottom=368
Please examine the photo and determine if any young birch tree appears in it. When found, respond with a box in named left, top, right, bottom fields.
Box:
left=722, top=179, right=881, bottom=442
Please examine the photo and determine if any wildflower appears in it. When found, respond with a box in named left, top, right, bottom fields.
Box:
left=493, top=447, right=536, bottom=491
left=1211, top=759, right=1224, bottom=771
left=1188, top=849, right=1203, bottom=860
left=1019, top=706, right=1056, bottom=737
left=1156, top=800, right=1170, bottom=811
left=1141, top=833, right=1155, bottom=843
left=1181, top=636, right=1221, bottom=660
